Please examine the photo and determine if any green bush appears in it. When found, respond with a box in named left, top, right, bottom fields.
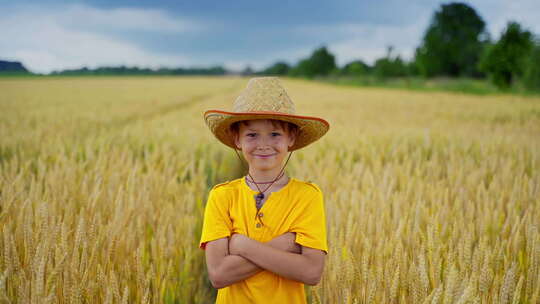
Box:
left=288, top=46, right=336, bottom=78
left=479, top=21, right=534, bottom=89
left=523, top=43, right=540, bottom=91
left=340, top=60, right=371, bottom=76
left=373, top=56, right=408, bottom=79
left=260, top=62, right=290, bottom=76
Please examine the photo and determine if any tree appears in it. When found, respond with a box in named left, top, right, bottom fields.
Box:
left=414, top=2, right=489, bottom=77
left=523, top=42, right=540, bottom=91
left=241, top=65, right=254, bottom=76
left=289, top=46, right=336, bottom=78
left=341, top=60, right=371, bottom=76
left=289, top=58, right=315, bottom=77
left=261, top=62, right=290, bottom=75
left=479, top=21, right=534, bottom=89
left=373, top=46, right=409, bottom=78
left=309, top=47, right=336, bottom=76
left=373, top=57, right=408, bottom=79
left=0, top=60, right=30, bottom=74
left=406, top=61, right=420, bottom=76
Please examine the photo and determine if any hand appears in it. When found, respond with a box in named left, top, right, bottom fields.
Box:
left=267, top=232, right=301, bottom=254
left=229, top=233, right=250, bottom=256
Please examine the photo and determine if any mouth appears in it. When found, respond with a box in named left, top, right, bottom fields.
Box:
left=254, top=153, right=276, bottom=158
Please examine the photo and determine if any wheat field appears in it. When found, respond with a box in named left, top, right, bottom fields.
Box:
left=0, top=76, right=539, bottom=303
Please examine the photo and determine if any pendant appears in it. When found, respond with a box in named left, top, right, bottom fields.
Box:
left=255, top=193, right=264, bottom=209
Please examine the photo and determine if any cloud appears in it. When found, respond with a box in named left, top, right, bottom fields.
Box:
left=294, top=0, right=540, bottom=67
left=294, top=17, right=430, bottom=66
left=1, top=1, right=538, bottom=73
left=57, top=4, right=201, bottom=33
left=476, top=1, right=540, bottom=38
left=0, top=4, right=199, bottom=73
left=222, top=45, right=320, bottom=72
left=222, top=61, right=254, bottom=72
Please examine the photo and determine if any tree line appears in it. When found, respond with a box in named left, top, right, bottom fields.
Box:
left=2, top=2, right=538, bottom=91
left=257, top=2, right=540, bottom=91
left=49, top=66, right=227, bottom=76
left=0, top=62, right=227, bottom=76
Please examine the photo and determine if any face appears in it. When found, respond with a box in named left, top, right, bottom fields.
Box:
left=233, top=119, right=296, bottom=173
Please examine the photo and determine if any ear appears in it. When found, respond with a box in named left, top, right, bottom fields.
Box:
left=287, top=129, right=297, bottom=149
left=233, top=131, right=242, bottom=150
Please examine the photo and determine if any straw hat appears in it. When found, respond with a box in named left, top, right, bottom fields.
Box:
left=204, top=77, right=329, bottom=151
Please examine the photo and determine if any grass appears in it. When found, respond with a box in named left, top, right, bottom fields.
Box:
left=0, top=76, right=539, bottom=303
left=319, top=75, right=540, bottom=97
left=3, top=73, right=540, bottom=97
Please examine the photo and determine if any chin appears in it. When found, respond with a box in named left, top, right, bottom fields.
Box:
left=252, top=163, right=280, bottom=171
left=252, top=165, right=273, bottom=171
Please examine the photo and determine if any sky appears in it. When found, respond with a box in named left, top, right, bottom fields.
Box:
left=1, top=0, right=539, bottom=74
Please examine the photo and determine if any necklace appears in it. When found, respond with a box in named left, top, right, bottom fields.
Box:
left=234, top=149, right=293, bottom=210
left=246, top=171, right=285, bottom=184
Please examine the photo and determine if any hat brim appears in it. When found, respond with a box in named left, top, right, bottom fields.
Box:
left=204, top=110, right=330, bottom=151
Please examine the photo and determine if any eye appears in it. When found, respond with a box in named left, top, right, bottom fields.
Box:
left=246, top=133, right=257, bottom=137
left=271, top=132, right=281, bottom=137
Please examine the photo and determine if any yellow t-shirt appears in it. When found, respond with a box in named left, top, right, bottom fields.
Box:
left=199, top=176, right=328, bottom=304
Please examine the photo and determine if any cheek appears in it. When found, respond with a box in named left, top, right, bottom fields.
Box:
left=276, top=137, right=290, bottom=146
left=242, top=139, right=257, bottom=149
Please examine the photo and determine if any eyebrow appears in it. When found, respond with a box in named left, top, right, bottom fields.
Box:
left=246, top=128, right=281, bottom=131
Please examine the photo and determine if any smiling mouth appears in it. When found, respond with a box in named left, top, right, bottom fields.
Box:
left=254, top=154, right=276, bottom=158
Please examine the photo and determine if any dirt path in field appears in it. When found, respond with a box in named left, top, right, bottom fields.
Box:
left=105, top=83, right=241, bottom=130
left=0, top=81, right=244, bottom=164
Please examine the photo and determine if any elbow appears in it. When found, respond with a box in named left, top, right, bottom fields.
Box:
left=303, top=268, right=323, bottom=286
left=208, top=270, right=228, bottom=289
left=210, top=277, right=224, bottom=289
left=209, top=268, right=236, bottom=289
left=210, top=276, right=227, bottom=289
left=304, top=275, right=322, bottom=286
left=211, top=280, right=227, bottom=290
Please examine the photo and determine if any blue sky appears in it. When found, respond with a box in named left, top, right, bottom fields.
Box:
left=1, top=0, right=539, bottom=74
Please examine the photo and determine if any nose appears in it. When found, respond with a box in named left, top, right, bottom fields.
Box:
left=255, top=135, right=271, bottom=150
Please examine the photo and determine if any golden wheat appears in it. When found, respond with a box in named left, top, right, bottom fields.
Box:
left=0, top=76, right=539, bottom=303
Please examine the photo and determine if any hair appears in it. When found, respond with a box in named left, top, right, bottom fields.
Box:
left=230, top=119, right=299, bottom=138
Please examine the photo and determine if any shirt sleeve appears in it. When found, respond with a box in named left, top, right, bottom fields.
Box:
left=199, top=187, right=233, bottom=250
left=290, top=185, right=328, bottom=254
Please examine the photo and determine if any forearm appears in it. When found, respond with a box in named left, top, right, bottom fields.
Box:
left=213, top=235, right=300, bottom=288
left=213, top=254, right=262, bottom=288
left=239, top=239, right=318, bottom=285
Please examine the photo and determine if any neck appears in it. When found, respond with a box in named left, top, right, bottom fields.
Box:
left=246, top=168, right=289, bottom=186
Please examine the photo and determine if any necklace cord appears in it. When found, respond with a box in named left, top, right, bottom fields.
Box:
left=233, top=148, right=293, bottom=196
left=246, top=171, right=284, bottom=184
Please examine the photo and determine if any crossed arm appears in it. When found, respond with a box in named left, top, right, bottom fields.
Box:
left=204, top=232, right=326, bottom=289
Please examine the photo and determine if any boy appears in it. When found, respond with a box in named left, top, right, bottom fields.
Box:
left=200, top=77, right=330, bottom=303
